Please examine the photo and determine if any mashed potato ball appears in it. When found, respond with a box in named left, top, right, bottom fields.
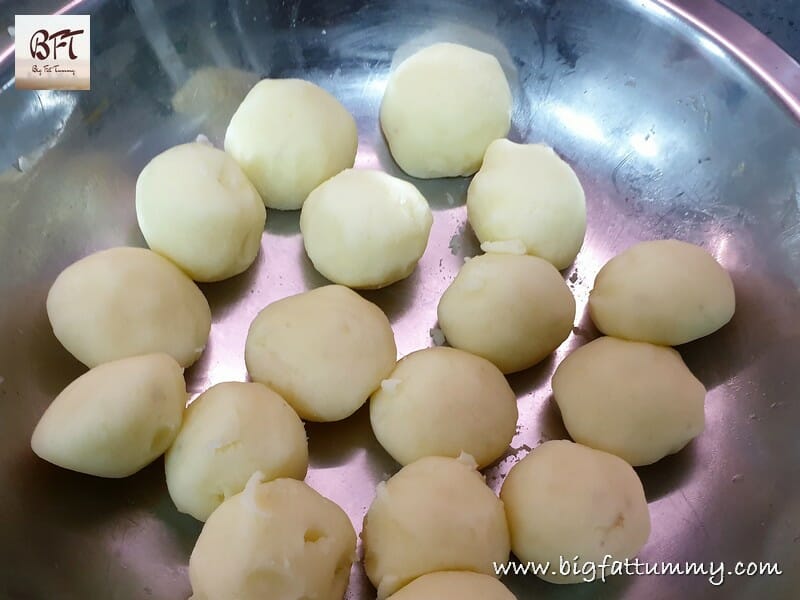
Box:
left=467, top=140, right=586, bottom=270
left=588, top=239, right=736, bottom=345
left=387, top=571, right=517, bottom=600
left=46, top=247, right=211, bottom=368
left=136, top=142, right=266, bottom=282
left=300, top=169, right=433, bottom=289
left=165, top=382, right=308, bottom=521
left=552, top=337, right=705, bottom=466
left=500, top=440, right=651, bottom=584
left=224, top=78, right=358, bottom=210
left=363, top=455, right=510, bottom=599
left=189, top=476, right=356, bottom=600
left=31, top=353, right=186, bottom=478
left=370, top=347, right=517, bottom=468
left=380, top=43, right=511, bottom=178
left=437, top=252, right=575, bottom=373
left=245, top=285, right=397, bottom=422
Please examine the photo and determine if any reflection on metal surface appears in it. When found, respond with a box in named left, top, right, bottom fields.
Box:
left=551, top=104, right=606, bottom=144
left=1, top=1, right=799, bottom=599
left=629, top=132, right=660, bottom=158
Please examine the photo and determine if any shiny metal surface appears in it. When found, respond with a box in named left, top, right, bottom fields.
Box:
left=1, top=1, right=799, bottom=598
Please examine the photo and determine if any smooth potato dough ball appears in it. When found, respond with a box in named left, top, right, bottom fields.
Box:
left=387, top=571, right=517, bottom=600
left=300, top=169, right=433, bottom=289
left=224, top=78, right=358, bottom=210
left=136, top=142, right=266, bottom=282
left=467, top=139, right=586, bottom=270
left=189, top=477, right=357, bottom=600
left=553, top=337, right=705, bottom=466
left=363, top=455, right=510, bottom=599
left=165, top=382, right=308, bottom=521
left=245, top=285, right=397, bottom=422
left=500, top=440, right=651, bottom=584
left=46, top=247, right=211, bottom=368
left=370, top=347, right=517, bottom=468
left=438, top=252, right=575, bottom=374
left=31, top=353, right=186, bottom=478
left=588, top=239, right=735, bottom=345
left=380, top=42, right=511, bottom=178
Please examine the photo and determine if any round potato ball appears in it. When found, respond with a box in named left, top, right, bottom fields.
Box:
left=500, top=440, right=651, bottom=584
left=46, top=247, right=211, bottom=368
left=165, top=382, right=308, bottom=521
left=300, top=169, right=433, bottom=289
left=189, top=476, right=357, bottom=600
left=437, top=252, right=575, bottom=373
left=387, top=571, right=517, bottom=600
left=31, top=353, right=186, bottom=478
left=370, top=347, right=517, bottom=468
left=467, top=139, right=586, bottom=270
left=553, top=337, right=705, bottom=466
left=588, top=239, right=735, bottom=345
left=245, top=285, right=397, bottom=422
left=224, top=78, right=358, bottom=210
left=363, top=455, right=510, bottom=599
left=136, top=142, right=266, bottom=282
left=380, top=42, right=511, bottom=178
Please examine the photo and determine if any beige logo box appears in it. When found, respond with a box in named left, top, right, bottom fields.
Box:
left=15, top=14, right=90, bottom=90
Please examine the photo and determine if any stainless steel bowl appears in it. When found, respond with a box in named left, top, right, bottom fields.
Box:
left=1, top=1, right=798, bottom=598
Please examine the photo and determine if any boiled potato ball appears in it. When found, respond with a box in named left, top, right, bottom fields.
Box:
left=46, top=247, right=211, bottom=368
left=300, top=169, right=433, bottom=289
left=380, top=42, right=511, bottom=178
left=588, top=239, right=735, bottom=345
left=245, top=285, right=396, bottom=422
left=369, top=346, right=517, bottom=468
left=437, top=252, right=575, bottom=373
left=165, top=382, right=308, bottom=521
left=467, top=139, right=586, bottom=270
left=500, top=440, right=651, bottom=584
left=135, top=142, right=266, bottom=282
left=189, top=476, right=357, bottom=600
left=224, top=78, right=358, bottom=210
left=387, top=571, right=517, bottom=600
left=363, top=455, right=510, bottom=599
left=31, top=353, right=186, bottom=478
left=553, top=337, right=705, bottom=466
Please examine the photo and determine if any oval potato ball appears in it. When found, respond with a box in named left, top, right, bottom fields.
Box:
left=245, top=285, right=396, bottom=422
left=46, top=247, right=211, bottom=368
left=370, top=347, right=517, bottom=468
left=438, top=252, right=575, bottom=374
left=165, top=382, right=308, bottom=521
left=588, top=239, right=735, bottom=345
left=380, top=42, right=511, bottom=178
left=224, top=78, right=358, bottom=210
left=387, top=571, right=517, bottom=600
left=136, top=142, right=266, bottom=282
left=300, top=169, right=433, bottom=289
left=189, top=476, right=356, bottom=600
left=31, top=353, right=186, bottom=478
left=363, top=455, right=510, bottom=599
left=467, top=139, right=586, bottom=270
left=553, top=337, right=705, bottom=466
left=500, top=440, right=651, bottom=584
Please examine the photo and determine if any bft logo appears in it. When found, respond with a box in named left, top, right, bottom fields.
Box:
left=29, top=28, right=85, bottom=61
left=15, top=15, right=91, bottom=91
